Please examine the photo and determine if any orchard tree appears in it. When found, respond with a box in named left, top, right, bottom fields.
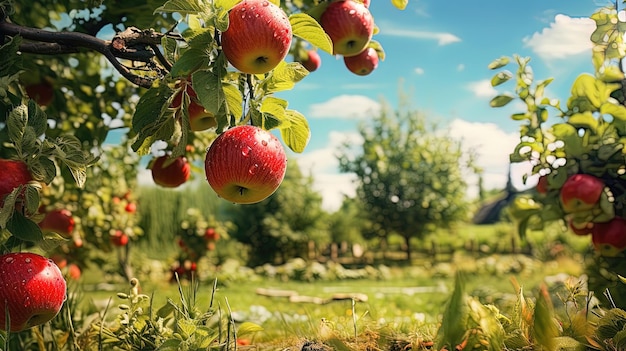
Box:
left=337, top=101, right=475, bottom=261
left=0, top=0, right=405, bottom=254
left=227, top=160, right=330, bottom=266
left=490, top=3, right=626, bottom=306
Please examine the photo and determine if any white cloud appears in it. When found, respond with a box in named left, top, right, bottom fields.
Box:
left=523, top=14, right=595, bottom=60
left=457, top=64, right=465, bottom=72
left=448, top=119, right=535, bottom=195
left=308, top=95, right=381, bottom=119
left=377, top=22, right=461, bottom=46
left=414, top=67, right=425, bottom=75
left=467, top=79, right=497, bottom=98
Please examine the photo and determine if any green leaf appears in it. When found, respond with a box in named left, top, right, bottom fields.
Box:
left=488, top=56, right=510, bottom=70
left=237, top=321, right=264, bottom=336
left=264, top=61, right=309, bottom=93
left=567, top=111, right=598, bottom=131
left=490, top=71, right=512, bottom=87
left=390, top=0, right=408, bottom=10
left=177, top=319, right=197, bottom=339
left=192, top=69, right=226, bottom=116
left=0, top=36, right=23, bottom=78
left=533, top=285, right=559, bottom=351
left=510, top=113, right=529, bottom=121
left=551, top=123, right=585, bottom=158
left=435, top=271, right=469, bottom=351
left=490, top=94, right=515, bottom=108
left=601, top=102, right=626, bottom=121
left=26, top=100, right=47, bottom=137
left=260, top=96, right=288, bottom=120
left=154, top=0, right=205, bottom=15
left=280, top=109, right=310, bottom=153
left=170, top=48, right=209, bottom=77
left=7, top=104, right=28, bottom=148
left=132, top=84, right=172, bottom=135
left=155, top=339, right=183, bottom=351
left=290, top=13, right=333, bottom=54
left=214, top=0, right=240, bottom=11
left=6, top=210, right=44, bottom=243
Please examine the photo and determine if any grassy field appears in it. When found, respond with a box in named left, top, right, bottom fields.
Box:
left=77, top=251, right=585, bottom=345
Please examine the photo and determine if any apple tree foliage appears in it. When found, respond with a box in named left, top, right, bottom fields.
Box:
left=227, top=160, right=329, bottom=266
left=337, top=101, right=477, bottom=261
left=490, top=3, right=626, bottom=306
left=0, top=0, right=407, bottom=264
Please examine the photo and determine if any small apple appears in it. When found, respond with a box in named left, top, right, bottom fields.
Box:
left=110, top=230, right=129, bottom=247
left=320, top=0, right=374, bottom=57
left=204, top=227, right=220, bottom=241
left=221, top=0, right=292, bottom=74
left=591, top=217, right=626, bottom=257
left=25, top=80, right=54, bottom=106
left=299, top=50, right=322, bottom=72
left=0, top=159, right=32, bottom=205
left=67, top=264, right=82, bottom=280
left=39, top=209, right=75, bottom=238
left=125, top=202, right=137, bottom=214
left=536, top=175, right=549, bottom=195
left=204, top=125, right=287, bottom=204
left=0, top=252, right=67, bottom=332
left=150, top=155, right=191, bottom=188
left=560, top=174, right=605, bottom=213
left=343, top=47, right=379, bottom=76
left=171, top=85, right=217, bottom=131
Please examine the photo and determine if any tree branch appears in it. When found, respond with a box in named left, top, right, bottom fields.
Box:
left=0, top=19, right=167, bottom=88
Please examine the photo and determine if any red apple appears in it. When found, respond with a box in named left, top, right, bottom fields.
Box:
left=343, top=47, right=379, bottom=75
left=320, top=0, right=374, bottom=57
left=0, top=159, right=32, bottom=206
left=39, top=209, right=75, bottom=238
left=125, top=202, right=137, bottom=213
left=0, top=252, right=66, bottom=332
left=25, top=81, right=54, bottom=106
left=204, top=125, right=287, bottom=204
left=150, top=155, right=191, bottom=188
left=560, top=174, right=605, bottom=213
left=300, top=50, right=322, bottom=72
left=172, top=85, right=217, bottom=131
left=591, top=217, right=626, bottom=257
left=110, top=230, right=129, bottom=247
left=361, top=0, right=370, bottom=8
left=221, top=0, right=292, bottom=74
left=204, top=227, right=220, bottom=241
left=536, top=175, right=549, bottom=195
left=67, top=264, right=82, bottom=280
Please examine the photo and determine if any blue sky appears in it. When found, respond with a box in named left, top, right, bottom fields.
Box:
left=267, top=0, right=605, bottom=211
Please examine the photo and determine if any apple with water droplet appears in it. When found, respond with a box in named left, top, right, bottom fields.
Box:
left=221, top=0, right=292, bottom=74
left=320, top=0, right=374, bottom=57
left=344, top=47, right=378, bottom=75
left=0, top=252, right=67, bottom=332
left=204, top=125, right=287, bottom=204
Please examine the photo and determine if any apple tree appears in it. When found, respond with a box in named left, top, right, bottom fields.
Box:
left=490, top=3, right=626, bottom=306
left=337, top=101, right=476, bottom=261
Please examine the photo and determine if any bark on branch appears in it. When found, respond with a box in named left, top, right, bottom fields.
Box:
left=0, top=19, right=169, bottom=88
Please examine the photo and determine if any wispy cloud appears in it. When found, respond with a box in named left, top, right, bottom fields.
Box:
left=378, top=23, right=461, bottom=46
left=467, top=79, right=497, bottom=98
left=523, top=14, right=595, bottom=60
left=308, top=95, right=381, bottom=118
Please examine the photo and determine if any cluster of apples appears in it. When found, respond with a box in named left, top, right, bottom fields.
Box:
left=219, top=0, right=379, bottom=76
left=172, top=226, right=221, bottom=281
left=538, top=173, right=626, bottom=257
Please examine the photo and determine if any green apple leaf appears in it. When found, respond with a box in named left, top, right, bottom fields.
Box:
left=290, top=13, right=333, bottom=54
left=250, top=108, right=282, bottom=130
left=131, top=84, right=175, bottom=155
left=260, top=96, right=288, bottom=121
left=280, top=109, right=310, bottom=153
left=214, top=0, right=240, bottom=11
left=6, top=210, right=44, bottom=243
left=487, top=56, right=510, bottom=70
left=223, top=82, right=243, bottom=122
left=154, top=0, right=205, bottom=15
left=170, top=48, right=209, bottom=77
left=551, top=123, right=585, bottom=158
left=490, top=94, right=515, bottom=108
left=368, top=40, right=386, bottom=61
left=491, top=71, right=512, bottom=87
left=264, top=61, right=309, bottom=93
left=601, top=102, right=626, bottom=121
left=391, top=0, right=408, bottom=10
left=192, top=69, right=225, bottom=116
left=567, top=111, right=598, bottom=131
